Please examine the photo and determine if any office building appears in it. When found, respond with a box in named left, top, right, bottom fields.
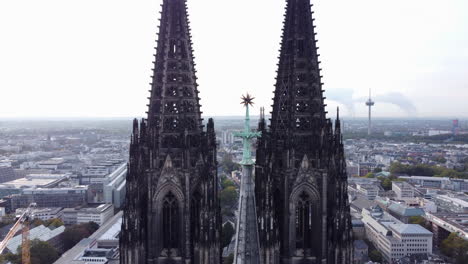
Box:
left=61, top=204, right=114, bottom=226
left=15, top=207, right=63, bottom=221
left=9, top=186, right=87, bottom=211
left=357, top=183, right=380, bottom=200
left=393, top=181, right=415, bottom=200
left=361, top=206, right=433, bottom=262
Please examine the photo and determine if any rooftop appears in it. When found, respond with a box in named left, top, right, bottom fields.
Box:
left=436, top=195, right=468, bottom=208
left=37, top=158, right=65, bottom=165
left=350, top=195, right=376, bottom=212
left=353, top=239, right=368, bottom=250
left=426, top=212, right=468, bottom=236
left=16, top=207, right=62, bottom=215
left=7, top=225, right=65, bottom=254
left=81, top=203, right=113, bottom=212
left=358, top=184, right=379, bottom=190
left=98, top=217, right=122, bottom=241
left=27, top=174, right=68, bottom=179
left=389, top=223, right=433, bottom=235
left=388, top=203, right=425, bottom=217
left=54, top=211, right=123, bottom=264
left=400, top=176, right=451, bottom=181
left=392, top=181, right=412, bottom=188
left=0, top=177, right=61, bottom=189
left=22, top=186, right=87, bottom=194
left=82, top=249, right=108, bottom=257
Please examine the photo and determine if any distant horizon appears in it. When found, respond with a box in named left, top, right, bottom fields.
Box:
left=0, top=115, right=467, bottom=121
left=1, top=1, right=467, bottom=118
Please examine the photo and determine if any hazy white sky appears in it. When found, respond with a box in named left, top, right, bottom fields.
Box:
left=0, top=0, right=467, bottom=118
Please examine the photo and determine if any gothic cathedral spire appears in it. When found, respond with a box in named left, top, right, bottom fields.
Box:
left=120, top=0, right=221, bottom=263
left=255, top=0, right=353, bottom=263
left=270, top=0, right=326, bottom=138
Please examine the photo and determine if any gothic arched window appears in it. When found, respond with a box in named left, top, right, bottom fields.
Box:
left=273, top=188, right=284, bottom=252
left=190, top=191, right=202, bottom=243
left=190, top=191, right=202, bottom=262
left=295, top=192, right=320, bottom=256
left=162, top=192, right=179, bottom=252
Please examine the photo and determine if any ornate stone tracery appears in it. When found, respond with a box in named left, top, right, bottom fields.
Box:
left=254, top=1, right=353, bottom=263
left=119, top=1, right=221, bottom=263
left=162, top=192, right=180, bottom=254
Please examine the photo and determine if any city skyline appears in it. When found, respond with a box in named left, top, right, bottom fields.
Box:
left=0, top=1, right=467, bottom=262
left=1, top=0, right=467, bottom=118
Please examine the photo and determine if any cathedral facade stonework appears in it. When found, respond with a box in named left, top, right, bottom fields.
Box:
left=254, top=0, right=353, bottom=263
left=119, top=0, right=221, bottom=263
left=119, top=0, right=353, bottom=264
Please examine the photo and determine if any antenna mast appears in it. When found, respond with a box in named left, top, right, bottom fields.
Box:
left=365, top=89, right=375, bottom=136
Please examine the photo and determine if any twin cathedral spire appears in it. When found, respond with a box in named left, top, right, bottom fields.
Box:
left=255, top=1, right=352, bottom=263
left=120, top=0, right=353, bottom=263
left=120, top=0, right=220, bottom=263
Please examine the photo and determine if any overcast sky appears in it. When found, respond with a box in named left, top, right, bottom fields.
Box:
left=0, top=0, right=467, bottom=119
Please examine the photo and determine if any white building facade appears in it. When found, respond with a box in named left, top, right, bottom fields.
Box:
left=392, top=181, right=415, bottom=200
left=76, top=204, right=114, bottom=226
left=361, top=206, right=433, bottom=263
left=356, top=183, right=379, bottom=200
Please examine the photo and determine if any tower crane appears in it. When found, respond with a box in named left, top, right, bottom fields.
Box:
left=0, top=203, right=36, bottom=264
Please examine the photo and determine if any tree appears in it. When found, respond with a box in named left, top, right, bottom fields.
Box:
left=6, top=239, right=59, bottom=264
left=3, top=252, right=21, bottom=264
left=221, top=222, right=235, bottom=248
left=381, top=178, right=392, bottom=190
left=441, top=233, right=468, bottom=264
left=389, top=162, right=468, bottom=179
left=436, top=169, right=464, bottom=178
left=390, top=162, right=435, bottom=176
left=222, top=178, right=236, bottom=189
left=220, top=154, right=240, bottom=173
left=373, top=167, right=382, bottom=173
left=389, top=162, right=407, bottom=175
left=31, top=219, right=45, bottom=227
left=62, top=225, right=91, bottom=251
left=31, top=218, right=64, bottom=229
left=408, top=216, right=425, bottom=225
left=46, top=218, right=64, bottom=228
left=62, top=222, right=100, bottom=251
left=29, top=239, right=60, bottom=264
left=86, top=221, right=100, bottom=233
left=432, top=156, right=447, bottom=164
left=220, top=186, right=238, bottom=208
left=377, top=174, right=407, bottom=191
left=369, top=249, right=383, bottom=263
left=364, top=172, right=375, bottom=178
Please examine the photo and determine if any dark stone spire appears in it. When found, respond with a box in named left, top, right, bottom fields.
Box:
left=147, top=0, right=202, bottom=132
left=255, top=1, right=353, bottom=263
left=144, top=0, right=205, bottom=169
left=233, top=98, right=262, bottom=264
left=335, top=107, right=341, bottom=136
left=270, top=0, right=326, bottom=138
left=120, top=0, right=221, bottom=263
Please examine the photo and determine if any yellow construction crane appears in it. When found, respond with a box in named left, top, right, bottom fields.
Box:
left=0, top=203, right=36, bottom=264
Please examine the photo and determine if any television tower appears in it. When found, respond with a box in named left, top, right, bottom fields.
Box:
left=366, top=89, right=375, bottom=136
